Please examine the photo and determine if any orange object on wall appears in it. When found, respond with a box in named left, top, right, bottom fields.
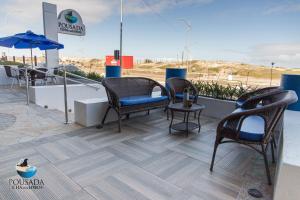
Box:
left=105, top=56, right=134, bottom=69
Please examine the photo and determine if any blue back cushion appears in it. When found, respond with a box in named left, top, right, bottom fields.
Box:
left=239, top=115, right=265, bottom=141
left=120, top=95, right=168, bottom=106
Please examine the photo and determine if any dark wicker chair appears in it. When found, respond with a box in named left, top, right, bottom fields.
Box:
left=166, top=77, right=198, bottom=104
left=210, top=90, right=298, bottom=185
left=33, top=68, right=48, bottom=85
left=236, top=86, right=282, bottom=108
left=4, top=65, right=20, bottom=88
left=100, top=77, right=170, bottom=132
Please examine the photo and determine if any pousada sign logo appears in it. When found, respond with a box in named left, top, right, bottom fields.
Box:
left=9, top=158, right=44, bottom=190
left=58, top=9, right=85, bottom=36
left=64, top=11, right=78, bottom=24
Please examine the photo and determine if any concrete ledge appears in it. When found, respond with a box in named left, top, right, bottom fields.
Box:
left=274, top=110, right=300, bottom=200
left=197, top=96, right=236, bottom=119
left=74, top=98, right=117, bottom=127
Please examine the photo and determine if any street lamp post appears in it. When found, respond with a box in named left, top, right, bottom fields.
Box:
left=120, top=0, right=123, bottom=67
left=178, top=19, right=192, bottom=72
left=271, top=62, right=275, bottom=86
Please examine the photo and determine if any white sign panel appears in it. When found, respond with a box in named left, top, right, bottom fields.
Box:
left=58, top=9, right=85, bottom=36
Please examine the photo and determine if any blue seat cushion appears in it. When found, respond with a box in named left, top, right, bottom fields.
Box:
left=120, top=95, right=168, bottom=106
left=175, top=93, right=195, bottom=100
left=235, top=100, right=244, bottom=108
left=239, top=116, right=265, bottom=141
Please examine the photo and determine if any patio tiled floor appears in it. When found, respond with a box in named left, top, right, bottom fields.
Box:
left=0, top=87, right=274, bottom=200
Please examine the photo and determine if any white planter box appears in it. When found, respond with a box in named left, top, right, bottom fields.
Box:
left=274, top=110, right=300, bottom=200
left=74, top=98, right=118, bottom=127
left=197, top=96, right=236, bottom=119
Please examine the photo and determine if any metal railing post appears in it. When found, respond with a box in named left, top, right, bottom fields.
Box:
left=25, top=66, right=29, bottom=105
left=63, top=68, right=69, bottom=124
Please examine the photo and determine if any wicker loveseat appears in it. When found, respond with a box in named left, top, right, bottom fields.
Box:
left=99, top=77, right=170, bottom=132
left=210, top=90, right=298, bottom=185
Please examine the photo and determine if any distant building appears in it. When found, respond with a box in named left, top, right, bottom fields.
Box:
left=105, top=56, right=134, bottom=69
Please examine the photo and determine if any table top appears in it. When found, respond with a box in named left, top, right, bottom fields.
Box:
left=168, top=103, right=205, bottom=112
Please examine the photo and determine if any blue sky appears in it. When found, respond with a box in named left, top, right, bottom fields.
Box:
left=0, top=0, right=300, bottom=67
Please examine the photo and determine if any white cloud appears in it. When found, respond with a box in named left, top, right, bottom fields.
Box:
left=0, top=0, right=116, bottom=29
left=0, top=0, right=212, bottom=34
left=264, top=2, right=300, bottom=15
left=124, top=0, right=213, bottom=14
left=247, top=43, right=300, bottom=68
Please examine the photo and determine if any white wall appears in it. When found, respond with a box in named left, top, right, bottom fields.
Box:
left=197, top=96, right=236, bottom=119
left=274, top=110, right=300, bottom=200
left=29, top=84, right=106, bottom=112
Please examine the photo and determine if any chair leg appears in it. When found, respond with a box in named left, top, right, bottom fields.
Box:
left=165, top=107, right=169, bottom=120
left=261, top=144, right=272, bottom=185
left=10, top=78, right=15, bottom=89
left=272, top=136, right=277, bottom=149
left=271, top=140, right=276, bottom=163
left=118, top=113, right=122, bottom=132
left=17, top=78, right=20, bottom=87
left=97, top=106, right=111, bottom=129
left=210, top=141, right=219, bottom=171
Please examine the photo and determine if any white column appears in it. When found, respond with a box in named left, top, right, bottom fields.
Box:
left=42, top=2, right=59, bottom=71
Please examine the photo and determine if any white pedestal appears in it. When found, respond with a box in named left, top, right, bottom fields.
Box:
left=274, top=110, right=300, bottom=200
left=74, top=98, right=117, bottom=127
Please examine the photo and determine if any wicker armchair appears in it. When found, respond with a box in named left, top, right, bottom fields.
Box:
left=236, top=86, right=282, bottom=108
left=166, top=77, right=198, bottom=104
left=31, top=68, right=48, bottom=85
left=210, top=90, right=298, bottom=185
left=4, top=66, right=20, bottom=88
left=99, top=77, right=170, bottom=132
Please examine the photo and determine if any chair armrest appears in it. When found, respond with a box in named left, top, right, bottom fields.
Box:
left=102, top=84, right=121, bottom=108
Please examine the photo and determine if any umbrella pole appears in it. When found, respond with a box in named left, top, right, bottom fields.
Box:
left=25, top=47, right=33, bottom=105
left=30, top=48, right=33, bottom=69
left=25, top=66, right=29, bottom=105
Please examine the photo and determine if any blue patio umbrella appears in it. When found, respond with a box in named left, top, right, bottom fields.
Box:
left=0, top=30, right=64, bottom=67
left=0, top=30, right=64, bottom=105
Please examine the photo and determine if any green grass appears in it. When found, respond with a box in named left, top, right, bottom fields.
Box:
left=193, top=80, right=255, bottom=100
left=58, top=69, right=104, bottom=82
left=0, top=60, right=23, bottom=65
